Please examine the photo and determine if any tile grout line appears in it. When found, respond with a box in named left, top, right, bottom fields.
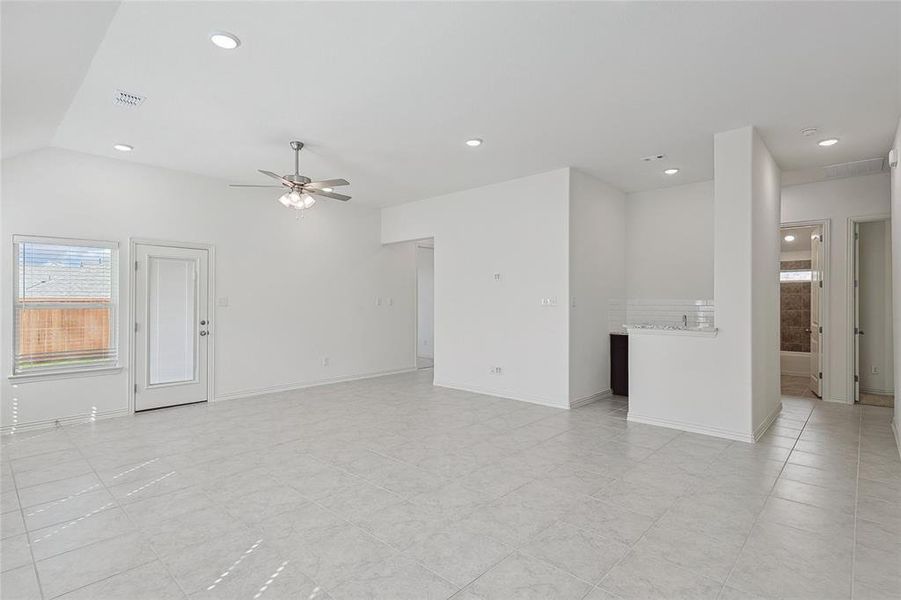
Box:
left=59, top=426, right=186, bottom=600
left=849, top=406, right=862, bottom=600
left=716, top=400, right=816, bottom=599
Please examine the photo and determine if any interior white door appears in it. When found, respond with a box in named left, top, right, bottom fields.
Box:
left=809, top=227, right=823, bottom=397
left=853, top=222, right=861, bottom=403
left=134, top=244, right=210, bottom=411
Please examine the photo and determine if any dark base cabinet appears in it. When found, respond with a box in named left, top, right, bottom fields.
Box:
left=610, top=333, right=628, bottom=396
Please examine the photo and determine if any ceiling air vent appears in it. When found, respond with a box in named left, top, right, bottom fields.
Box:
left=823, top=157, right=886, bottom=179
left=113, top=89, right=146, bottom=108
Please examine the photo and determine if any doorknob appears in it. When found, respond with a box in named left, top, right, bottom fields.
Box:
left=200, top=320, right=207, bottom=326
left=200, top=330, right=209, bottom=336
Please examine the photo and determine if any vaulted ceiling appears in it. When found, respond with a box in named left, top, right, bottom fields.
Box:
left=3, top=1, right=899, bottom=206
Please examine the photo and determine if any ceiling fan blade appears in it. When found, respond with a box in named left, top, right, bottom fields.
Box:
left=306, top=178, right=350, bottom=189
left=229, top=184, right=284, bottom=188
left=307, top=188, right=351, bottom=201
left=258, top=170, right=294, bottom=186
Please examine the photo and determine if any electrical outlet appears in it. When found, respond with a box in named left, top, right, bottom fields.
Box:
left=871, top=366, right=880, bottom=375
left=376, top=297, right=382, bottom=306
left=490, top=366, right=503, bottom=375
left=539, top=297, right=558, bottom=307
left=493, top=273, right=502, bottom=281
left=322, top=357, right=330, bottom=367
left=217, top=296, right=229, bottom=307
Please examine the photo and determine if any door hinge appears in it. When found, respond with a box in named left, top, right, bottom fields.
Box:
left=819, top=326, right=823, bottom=334
left=854, top=279, right=858, bottom=288
left=854, top=374, right=859, bottom=383
left=134, top=322, right=139, bottom=333
left=854, top=232, right=859, bottom=240
left=854, top=327, right=859, bottom=335
left=818, top=371, right=823, bottom=379
left=819, top=280, right=823, bottom=288
left=134, top=383, right=138, bottom=394
left=135, top=260, right=139, bottom=271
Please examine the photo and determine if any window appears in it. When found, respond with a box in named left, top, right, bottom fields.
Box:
left=13, top=236, right=119, bottom=376
left=780, top=270, right=813, bottom=282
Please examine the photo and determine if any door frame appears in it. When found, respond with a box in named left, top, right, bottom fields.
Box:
left=781, top=218, right=831, bottom=402
left=128, top=238, right=216, bottom=414
left=415, top=241, right=435, bottom=369
left=846, top=214, right=891, bottom=404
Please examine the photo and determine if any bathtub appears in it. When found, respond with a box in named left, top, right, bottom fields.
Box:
left=781, top=351, right=810, bottom=377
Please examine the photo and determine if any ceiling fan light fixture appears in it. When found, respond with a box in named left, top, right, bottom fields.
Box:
left=278, top=189, right=302, bottom=208
left=210, top=32, right=241, bottom=50
left=465, top=138, right=483, bottom=147
left=322, top=187, right=333, bottom=193
left=113, top=143, right=133, bottom=152
left=303, top=195, right=316, bottom=209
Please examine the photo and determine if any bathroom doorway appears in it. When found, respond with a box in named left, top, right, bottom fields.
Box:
left=779, top=222, right=827, bottom=399
left=850, top=216, right=894, bottom=407
left=416, top=240, right=435, bottom=370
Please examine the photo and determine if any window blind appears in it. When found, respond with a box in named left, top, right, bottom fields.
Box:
left=14, top=238, right=118, bottom=374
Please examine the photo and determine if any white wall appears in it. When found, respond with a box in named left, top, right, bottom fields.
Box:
left=750, top=130, right=783, bottom=432
left=382, top=168, right=571, bottom=408
left=624, top=180, right=714, bottom=300
left=858, top=220, right=894, bottom=394
left=1, top=148, right=416, bottom=430
left=891, top=118, right=901, bottom=442
left=416, top=245, right=434, bottom=359
left=629, top=127, right=781, bottom=442
left=569, top=170, right=626, bottom=405
left=782, top=172, right=891, bottom=402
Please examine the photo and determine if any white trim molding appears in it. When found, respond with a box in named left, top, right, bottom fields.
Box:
left=216, top=367, right=417, bottom=402
left=627, top=412, right=758, bottom=444
left=433, top=379, right=569, bottom=410
left=1, top=407, right=129, bottom=435
left=570, top=389, right=612, bottom=409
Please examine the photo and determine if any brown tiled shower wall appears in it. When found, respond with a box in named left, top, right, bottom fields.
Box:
left=781, top=260, right=811, bottom=352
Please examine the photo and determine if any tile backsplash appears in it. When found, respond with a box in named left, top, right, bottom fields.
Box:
left=608, top=298, right=715, bottom=333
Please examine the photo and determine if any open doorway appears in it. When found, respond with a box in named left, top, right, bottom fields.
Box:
left=416, top=240, right=434, bottom=369
left=851, top=217, right=894, bottom=407
left=779, top=223, right=826, bottom=399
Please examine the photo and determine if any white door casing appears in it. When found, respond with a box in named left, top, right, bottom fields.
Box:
left=810, top=227, right=823, bottom=397
left=134, top=243, right=210, bottom=411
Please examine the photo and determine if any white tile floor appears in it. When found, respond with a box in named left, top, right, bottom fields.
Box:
left=1, top=370, right=899, bottom=599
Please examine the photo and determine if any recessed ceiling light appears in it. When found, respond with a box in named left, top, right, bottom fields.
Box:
left=818, top=138, right=839, bottom=147
left=663, top=168, right=680, bottom=175
left=210, top=32, right=240, bottom=50
left=465, top=138, right=483, bottom=147
left=784, top=235, right=796, bottom=242
left=113, top=143, right=133, bottom=152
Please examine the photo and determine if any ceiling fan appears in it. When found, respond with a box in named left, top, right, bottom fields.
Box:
left=229, top=141, right=350, bottom=211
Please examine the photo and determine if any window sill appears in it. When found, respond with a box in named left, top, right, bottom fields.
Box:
left=9, top=366, right=123, bottom=384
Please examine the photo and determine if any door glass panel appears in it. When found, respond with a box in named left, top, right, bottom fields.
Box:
left=148, top=257, right=196, bottom=385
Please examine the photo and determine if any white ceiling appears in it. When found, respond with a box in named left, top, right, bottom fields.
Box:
left=3, top=1, right=900, bottom=206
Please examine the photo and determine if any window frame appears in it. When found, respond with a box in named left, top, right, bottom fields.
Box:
left=11, top=235, right=121, bottom=380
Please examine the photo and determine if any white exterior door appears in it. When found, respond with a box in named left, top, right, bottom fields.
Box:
left=809, top=227, right=823, bottom=397
left=134, top=244, right=210, bottom=411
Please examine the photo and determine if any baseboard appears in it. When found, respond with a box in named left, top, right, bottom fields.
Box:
left=860, top=387, right=894, bottom=396
left=753, top=402, right=783, bottom=441
left=433, top=379, right=569, bottom=409
left=893, top=418, right=901, bottom=461
left=215, top=367, right=418, bottom=402
left=627, top=412, right=756, bottom=443
left=570, top=389, right=612, bottom=409
left=1, top=408, right=129, bottom=436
